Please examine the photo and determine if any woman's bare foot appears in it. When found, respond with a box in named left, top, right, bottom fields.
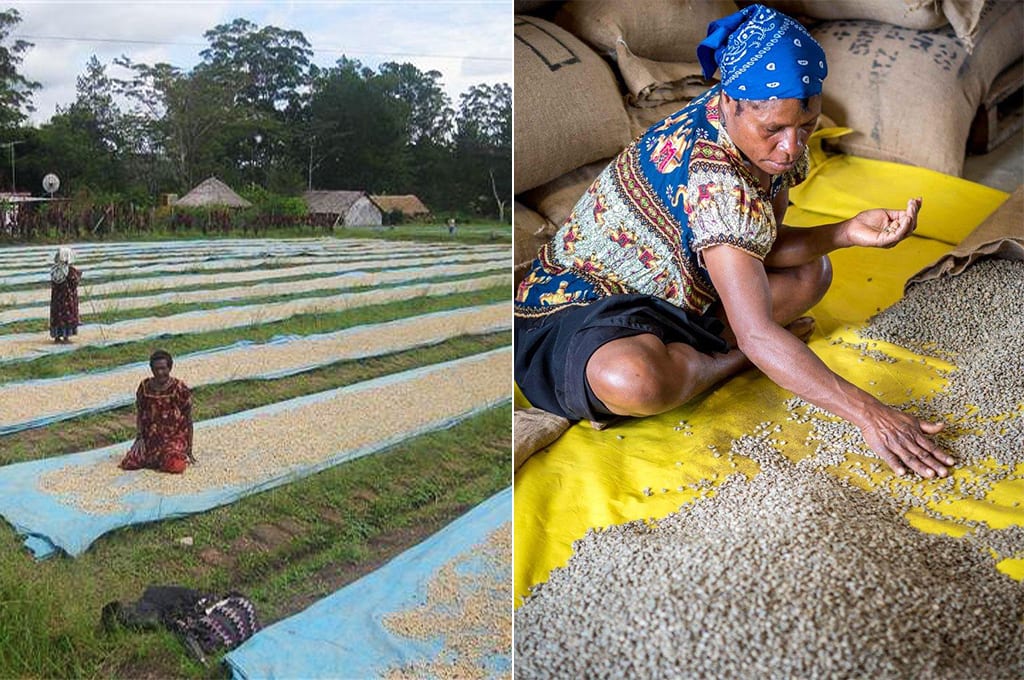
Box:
left=785, top=316, right=816, bottom=343
left=589, top=416, right=624, bottom=430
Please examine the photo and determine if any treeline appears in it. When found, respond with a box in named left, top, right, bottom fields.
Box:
left=0, top=11, right=511, bottom=222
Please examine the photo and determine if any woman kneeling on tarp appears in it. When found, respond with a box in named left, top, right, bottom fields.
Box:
left=120, top=350, right=196, bottom=474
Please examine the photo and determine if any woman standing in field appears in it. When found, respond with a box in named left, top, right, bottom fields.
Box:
left=49, top=246, right=80, bottom=343
left=120, top=350, right=196, bottom=474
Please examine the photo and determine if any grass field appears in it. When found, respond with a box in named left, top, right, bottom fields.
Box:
left=0, top=234, right=512, bottom=677
left=2, top=220, right=513, bottom=249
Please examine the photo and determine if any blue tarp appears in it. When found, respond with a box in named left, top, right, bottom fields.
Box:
left=0, top=244, right=501, bottom=286
left=0, top=303, right=509, bottom=435
left=224, top=487, right=512, bottom=680
left=0, top=254, right=506, bottom=325
left=0, top=272, right=505, bottom=365
left=0, top=349, right=511, bottom=559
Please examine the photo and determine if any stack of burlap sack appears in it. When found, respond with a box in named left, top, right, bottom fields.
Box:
left=513, top=0, right=1024, bottom=290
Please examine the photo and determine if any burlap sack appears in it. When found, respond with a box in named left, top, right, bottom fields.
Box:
left=514, top=16, right=632, bottom=194
left=514, top=201, right=559, bottom=288
left=765, top=1, right=947, bottom=29
left=554, top=0, right=737, bottom=104
left=554, top=0, right=739, bottom=61
left=521, top=158, right=611, bottom=227
left=615, top=41, right=714, bottom=107
left=906, top=185, right=1024, bottom=289
left=514, top=406, right=571, bottom=471
left=764, top=0, right=987, bottom=50
left=812, top=0, right=1023, bottom=177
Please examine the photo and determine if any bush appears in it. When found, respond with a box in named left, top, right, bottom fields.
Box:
left=0, top=187, right=331, bottom=242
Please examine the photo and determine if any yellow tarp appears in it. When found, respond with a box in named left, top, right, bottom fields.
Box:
left=514, top=134, right=1017, bottom=603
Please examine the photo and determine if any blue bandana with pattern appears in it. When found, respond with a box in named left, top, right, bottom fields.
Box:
left=697, top=3, right=827, bottom=101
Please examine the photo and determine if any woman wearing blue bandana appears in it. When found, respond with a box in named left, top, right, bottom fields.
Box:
left=515, top=4, right=953, bottom=479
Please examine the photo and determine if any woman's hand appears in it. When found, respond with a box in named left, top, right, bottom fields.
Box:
left=844, top=197, right=921, bottom=249
left=857, top=401, right=953, bottom=478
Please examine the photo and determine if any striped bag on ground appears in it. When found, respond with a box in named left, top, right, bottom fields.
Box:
left=172, top=593, right=261, bottom=664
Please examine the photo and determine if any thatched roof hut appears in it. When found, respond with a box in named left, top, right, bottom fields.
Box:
left=174, top=177, right=252, bottom=209
left=370, top=194, right=430, bottom=218
left=304, top=190, right=366, bottom=215
left=303, top=190, right=382, bottom=227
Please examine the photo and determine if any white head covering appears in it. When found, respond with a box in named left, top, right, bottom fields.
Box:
left=50, top=247, right=74, bottom=284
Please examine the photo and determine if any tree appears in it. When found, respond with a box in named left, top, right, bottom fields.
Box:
left=72, top=56, right=120, bottom=148
left=452, top=83, right=511, bottom=219
left=200, top=18, right=314, bottom=116
left=32, top=56, right=125, bottom=194
left=377, top=62, right=454, bottom=145
left=200, top=20, right=315, bottom=191
left=456, top=83, right=511, bottom=150
left=113, top=57, right=255, bottom=191
left=0, top=9, right=40, bottom=131
left=306, top=57, right=411, bottom=192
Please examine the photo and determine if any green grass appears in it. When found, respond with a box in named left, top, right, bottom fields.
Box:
left=0, top=255, right=505, bottom=306
left=0, top=267, right=507, bottom=336
left=0, top=231, right=514, bottom=677
left=0, top=404, right=511, bottom=678
left=0, top=232, right=510, bottom=296
left=2, top=222, right=512, bottom=248
left=0, top=285, right=508, bottom=383
left=0, top=260, right=351, bottom=296
left=335, top=222, right=512, bottom=245
left=0, top=331, right=510, bottom=465
left=0, top=256, right=505, bottom=297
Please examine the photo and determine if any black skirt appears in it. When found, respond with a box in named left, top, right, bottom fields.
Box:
left=514, top=294, right=728, bottom=422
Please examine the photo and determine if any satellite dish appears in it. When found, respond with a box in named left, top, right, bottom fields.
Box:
left=42, top=173, right=60, bottom=197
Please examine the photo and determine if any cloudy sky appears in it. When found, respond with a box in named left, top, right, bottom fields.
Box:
left=8, top=1, right=512, bottom=126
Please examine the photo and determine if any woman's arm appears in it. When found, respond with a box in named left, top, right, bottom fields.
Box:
left=703, top=243, right=951, bottom=478
left=764, top=189, right=921, bottom=269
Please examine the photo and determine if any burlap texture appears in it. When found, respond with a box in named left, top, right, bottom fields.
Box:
left=521, top=158, right=610, bottom=227
left=514, top=15, right=632, bottom=194
left=554, top=0, right=736, bottom=105
left=766, top=0, right=947, bottom=29
left=514, top=407, right=571, bottom=471
left=812, top=0, right=1023, bottom=177
left=907, top=185, right=1024, bottom=288
left=765, top=0, right=986, bottom=50
left=514, top=201, right=559, bottom=288
left=554, top=0, right=739, bottom=62
left=614, top=41, right=713, bottom=107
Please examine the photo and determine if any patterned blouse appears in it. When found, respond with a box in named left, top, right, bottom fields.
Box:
left=514, top=84, right=808, bottom=319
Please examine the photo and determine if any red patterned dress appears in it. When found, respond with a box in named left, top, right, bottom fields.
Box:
left=120, top=377, right=193, bottom=474
left=49, top=266, right=81, bottom=339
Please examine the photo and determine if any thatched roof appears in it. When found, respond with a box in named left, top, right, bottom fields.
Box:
left=303, top=190, right=368, bottom=215
left=174, top=177, right=252, bottom=208
left=371, top=194, right=430, bottom=216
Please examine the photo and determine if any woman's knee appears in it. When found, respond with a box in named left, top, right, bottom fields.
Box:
left=813, top=254, right=833, bottom=292
left=586, top=348, right=677, bottom=417
left=797, top=255, right=833, bottom=303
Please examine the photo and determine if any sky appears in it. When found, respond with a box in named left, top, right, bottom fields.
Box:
left=7, top=0, right=513, bottom=126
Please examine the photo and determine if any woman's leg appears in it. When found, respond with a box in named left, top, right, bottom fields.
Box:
left=587, top=257, right=831, bottom=417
